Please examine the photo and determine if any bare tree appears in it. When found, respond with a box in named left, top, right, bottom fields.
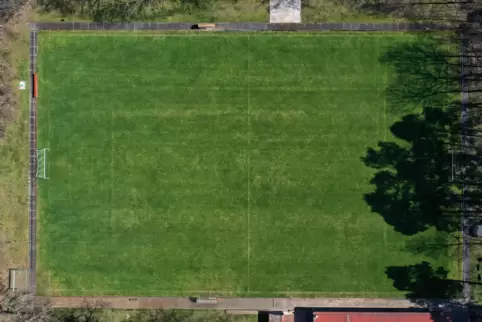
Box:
left=36, top=0, right=214, bottom=21
left=0, top=293, right=115, bottom=322
left=55, top=298, right=111, bottom=322
left=123, top=310, right=237, bottom=322
left=0, top=292, right=56, bottom=322
left=0, top=24, right=15, bottom=138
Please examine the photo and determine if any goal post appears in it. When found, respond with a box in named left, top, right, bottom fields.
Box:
left=36, top=148, right=48, bottom=179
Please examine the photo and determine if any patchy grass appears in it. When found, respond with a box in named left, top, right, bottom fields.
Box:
left=302, top=1, right=405, bottom=23
left=0, top=90, right=29, bottom=290
left=37, top=32, right=453, bottom=297
left=0, top=3, right=36, bottom=292
left=37, top=0, right=268, bottom=22
left=36, top=0, right=405, bottom=23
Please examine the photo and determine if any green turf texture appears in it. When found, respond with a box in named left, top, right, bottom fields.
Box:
left=37, top=32, right=452, bottom=296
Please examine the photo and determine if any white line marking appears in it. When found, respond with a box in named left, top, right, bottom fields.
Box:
left=44, top=287, right=403, bottom=295
left=247, top=33, right=251, bottom=293
left=110, top=41, right=115, bottom=234
left=382, top=60, right=388, bottom=245
left=383, top=61, right=388, bottom=141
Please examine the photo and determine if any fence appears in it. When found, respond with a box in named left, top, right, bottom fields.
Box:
left=30, top=21, right=456, bottom=32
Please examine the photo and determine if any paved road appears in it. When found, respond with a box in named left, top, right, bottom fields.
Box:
left=44, top=296, right=422, bottom=310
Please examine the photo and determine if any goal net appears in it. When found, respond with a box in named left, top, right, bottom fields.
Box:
left=36, top=148, right=48, bottom=179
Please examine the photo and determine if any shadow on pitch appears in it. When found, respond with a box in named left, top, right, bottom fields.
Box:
left=380, top=36, right=459, bottom=113
left=361, top=30, right=480, bottom=307
left=385, top=261, right=463, bottom=300
left=361, top=105, right=460, bottom=235
left=364, top=27, right=482, bottom=234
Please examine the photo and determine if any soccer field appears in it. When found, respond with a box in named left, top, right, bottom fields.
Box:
left=37, top=32, right=452, bottom=296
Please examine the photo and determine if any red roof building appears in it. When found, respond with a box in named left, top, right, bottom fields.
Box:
left=261, top=308, right=459, bottom=322
left=312, top=312, right=451, bottom=322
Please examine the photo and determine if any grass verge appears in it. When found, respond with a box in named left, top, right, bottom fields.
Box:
left=37, top=0, right=404, bottom=23
left=0, top=2, right=37, bottom=293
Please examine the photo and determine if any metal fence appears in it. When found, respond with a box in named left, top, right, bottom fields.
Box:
left=30, top=21, right=456, bottom=31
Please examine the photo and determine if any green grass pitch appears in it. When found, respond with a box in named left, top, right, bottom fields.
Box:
left=37, top=32, right=453, bottom=296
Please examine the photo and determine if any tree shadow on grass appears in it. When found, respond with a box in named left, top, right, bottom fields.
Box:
left=405, top=232, right=455, bottom=260
left=384, top=260, right=482, bottom=322
left=371, top=30, right=482, bottom=222
left=362, top=105, right=460, bottom=235
left=363, top=32, right=472, bottom=306
left=359, top=8, right=482, bottom=318
left=380, top=36, right=460, bottom=113
left=360, top=30, right=482, bottom=235
left=386, top=261, right=463, bottom=299
left=357, top=0, right=471, bottom=24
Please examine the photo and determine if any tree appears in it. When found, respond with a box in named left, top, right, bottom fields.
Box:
left=0, top=292, right=56, bottom=322
left=123, top=310, right=237, bottom=322
left=36, top=0, right=215, bottom=22
left=54, top=299, right=109, bottom=322
left=0, top=294, right=241, bottom=322
left=0, top=293, right=112, bottom=322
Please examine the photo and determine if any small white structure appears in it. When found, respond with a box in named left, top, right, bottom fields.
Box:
left=9, top=268, right=29, bottom=291
left=18, top=81, right=26, bottom=90
left=270, top=0, right=301, bottom=23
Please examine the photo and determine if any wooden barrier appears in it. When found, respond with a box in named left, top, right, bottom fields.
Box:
left=33, top=73, right=38, bottom=98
